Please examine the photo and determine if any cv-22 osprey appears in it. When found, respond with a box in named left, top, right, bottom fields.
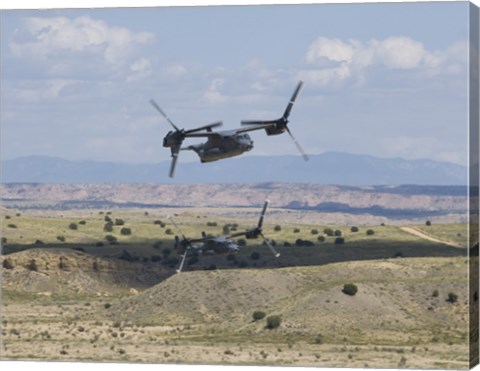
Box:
left=150, top=81, right=308, bottom=178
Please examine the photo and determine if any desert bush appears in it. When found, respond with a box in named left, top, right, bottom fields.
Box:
left=34, top=240, right=44, bottom=245
left=342, top=283, right=358, bottom=296
left=314, top=334, right=324, bottom=344
left=447, top=292, right=458, bottom=303
left=426, top=220, right=432, bottom=226
left=7, top=224, right=17, bottom=229
left=68, top=223, right=78, bottom=230
left=324, top=228, right=334, bottom=236
left=284, top=241, right=291, bottom=246
left=152, top=241, right=163, bottom=249
left=105, top=235, right=117, bottom=244
left=311, top=229, right=319, bottom=235
left=115, top=218, right=125, bottom=226
left=252, top=311, right=266, bottom=321
left=1, top=237, right=6, bottom=244
left=57, top=235, right=66, bottom=242
left=27, top=259, right=38, bottom=271
left=266, top=315, right=282, bottom=329
left=366, top=229, right=375, bottom=236
left=293, top=228, right=300, bottom=233
left=334, top=237, right=345, bottom=245
left=104, top=215, right=112, bottom=222
left=250, top=251, right=260, bottom=260
left=78, top=220, right=87, bottom=225
left=165, top=228, right=174, bottom=235
left=150, top=255, right=162, bottom=262
left=432, top=289, right=439, bottom=297
left=120, top=227, right=132, bottom=236
left=104, top=222, right=114, bottom=232
left=274, top=225, right=282, bottom=232
left=334, top=230, right=342, bottom=236
left=206, top=221, right=218, bottom=227
left=223, top=225, right=230, bottom=234
left=3, top=259, right=14, bottom=269
left=153, top=220, right=162, bottom=225
left=350, top=226, right=359, bottom=232
left=317, top=236, right=325, bottom=242
left=237, top=239, right=246, bottom=246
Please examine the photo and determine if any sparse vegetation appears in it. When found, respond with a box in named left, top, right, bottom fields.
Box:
left=115, top=218, right=125, bottom=226
left=274, top=225, right=282, bottom=232
left=317, top=236, right=325, bottom=242
left=266, top=315, right=282, bottom=329
left=342, top=283, right=358, bottom=296
left=56, top=235, right=66, bottom=242
left=105, top=235, right=118, bottom=244
left=334, top=237, right=345, bottom=245
left=68, top=223, right=78, bottom=230
left=7, top=224, right=17, bottom=229
left=293, top=228, right=300, bottom=233
left=3, top=258, right=14, bottom=269
left=252, top=311, right=266, bottom=321
left=78, top=220, right=87, bottom=225
left=27, top=259, right=38, bottom=271
left=120, top=227, right=132, bottom=235
left=447, top=292, right=458, bottom=303
left=432, top=289, right=439, bottom=297
left=351, top=226, right=359, bottom=232
left=366, top=229, right=375, bottom=236
left=165, top=228, right=174, bottom=235
left=206, top=221, right=218, bottom=227
left=311, top=229, right=319, bottom=235
left=324, top=228, right=334, bottom=236
left=334, top=229, right=342, bottom=236
left=426, top=220, right=432, bottom=226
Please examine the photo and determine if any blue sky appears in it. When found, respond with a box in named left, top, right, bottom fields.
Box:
left=1, top=1, right=471, bottom=165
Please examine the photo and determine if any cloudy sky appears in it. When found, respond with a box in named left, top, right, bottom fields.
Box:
left=1, top=2, right=471, bottom=165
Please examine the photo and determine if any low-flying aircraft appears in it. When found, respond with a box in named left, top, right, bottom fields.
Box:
left=241, top=80, right=309, bottom=161
left=169, top=200, right=279, bottom=273
left=149, top=80, right=306, bottom=178
left=149, top=100, right=271, bottom=178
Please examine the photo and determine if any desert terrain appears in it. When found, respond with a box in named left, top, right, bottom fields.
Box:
left=0, top=183, right=475, bottom=368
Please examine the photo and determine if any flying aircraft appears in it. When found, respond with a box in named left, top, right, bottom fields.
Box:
left=149, top=80, right=306, bottom=178
left=149, top=100, right=271, bottom=178
left=241, top=80, right=309, bottom=161
left=169, top=200, right=279, bottom=273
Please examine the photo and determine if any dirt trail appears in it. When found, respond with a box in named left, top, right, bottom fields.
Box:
left=400, top=227, right=464, bottom=248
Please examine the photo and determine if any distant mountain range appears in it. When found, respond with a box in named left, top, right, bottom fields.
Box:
left=1, top=152, right=467, bottom=185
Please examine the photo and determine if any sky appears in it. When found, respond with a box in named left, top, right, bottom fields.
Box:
left=0, top=1, right=472, bottom=166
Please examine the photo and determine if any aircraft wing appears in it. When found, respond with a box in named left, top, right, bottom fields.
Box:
left=232, top=124, right=274, bottom=134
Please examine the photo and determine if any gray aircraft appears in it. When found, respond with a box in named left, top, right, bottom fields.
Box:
left=149, top=81, right=307, bottom=178
left=149, top=100, right=271, bottom=178
left=169, top=200, right=279, bottom=273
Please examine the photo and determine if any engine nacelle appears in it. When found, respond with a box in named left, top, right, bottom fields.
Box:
left=265, top=126, right=286, bottom=136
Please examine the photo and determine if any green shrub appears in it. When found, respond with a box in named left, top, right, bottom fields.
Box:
left=447, top=292, right=458, bottom=303
left=34, top=240, right=44, bottom=245
left=250, top=252, right=260, bottom=260
left=334, top=230, right=342, bottom=236
left=432, top=289, right=439, bottom=297
left=284, top=241, right=291, bottom=246
left=426, top=220, right=432, bottom=226
left=8, top=224, right=18, bottom=229
left=366, top=229, right=375, bottom=236
left=342, top=283, right=358, bottom=296
left=237, top=239, right=246, bottom=246
left=165, top=228, right=174, bottom=235
left=115, top=218, right=125, bottom=226
left=206, top=221, right=218, bottom=227
left=104, top=222, right=113, bottom=232
left=3, top=259, right=14, bottom=269
left=104, top=215, right=112, bottom=222
left=293, top=228, right=300, bottom=233
left=323, top=228, right=334, bottom=236
left=78, top=220, right=87, bottom=225
left=68, top=223, right=78, bottom=230
left=334, top=237, right=345, bottom=245
left=317, top=236, right=325, bottom=242
left=223, top=225, right=230, bottom=234
left=27, top=259, right=38, bottom=271
left=56, top=235, right=66, bottom=242
left=311, top=229, right=319, bottom=235
left=350, top=226, right=359, bottom=232
left=120, top=227, right=132, bottom=236
left=266, top=315, right=282, bottom=329
left=274, top=225, right=282, bottom=232
left=252, top=311, right=266, bottom=321
left=104, top=235, right=117, bottom=244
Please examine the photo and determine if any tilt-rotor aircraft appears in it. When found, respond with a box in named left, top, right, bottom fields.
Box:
left=150, top=81, right=307, bottom=178
left=169, top=200, right=279, bottom=273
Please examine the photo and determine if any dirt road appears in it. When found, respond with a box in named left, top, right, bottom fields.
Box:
left=400, top=227, right=464, bottom=248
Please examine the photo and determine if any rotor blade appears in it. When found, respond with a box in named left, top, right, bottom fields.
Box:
left=283, top=81, right=304, bottom=120
left=176, top=246, right=189, bottom=273
left=168, top=215, right=187, bottom=241
left=169, top=147, right=181, bottom=178
left=260, top=232, right=280, bottom=258
left=184, top=121, right=223, bottom=134
left=241, top=120, right=280, bottom=126
left=149, top=99, right=180, bottom=131
left=286, top=127, right=309, bottom=162
left=257, top=199, right=270, bottom=229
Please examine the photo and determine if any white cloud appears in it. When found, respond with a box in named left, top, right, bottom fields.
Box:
left=127, top=58, right=152, bottom=82
left=302, top=36, right=466, bottom=88
left=203, top=78, right=228, bottom=104
left=11, top=79, right=81, bottom=103
left=9, top=15, right=154, bottom=75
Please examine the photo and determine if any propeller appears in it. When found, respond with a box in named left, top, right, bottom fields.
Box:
left=241, top=81, right=309, bottom=161
left=261, top=232, right=280, bottom=258
left=257, top=199, right=270, bottom=229
left=168, top=216, right=191, bottom=273
left=150, top=99, right=224, bottom=178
